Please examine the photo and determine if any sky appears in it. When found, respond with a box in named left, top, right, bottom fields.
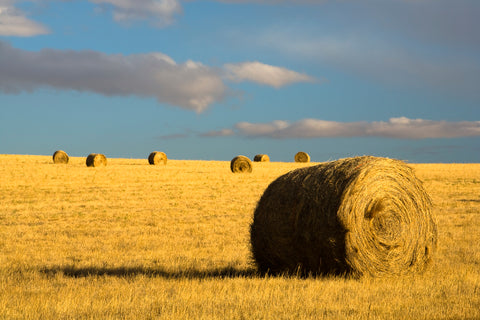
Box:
left=0, top=0, right=479, bottom=163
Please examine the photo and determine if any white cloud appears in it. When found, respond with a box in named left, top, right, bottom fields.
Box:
left=0, top=41, right=314, bottom=112
left=229, top=117, right=480, bottom=139
left=90, top=0, right=182, bottom=27
left=0, top=41, right=225, bottom=112
left=0, top=0, right=49, bottom=36
left=223, top=61, right=315, bottom=88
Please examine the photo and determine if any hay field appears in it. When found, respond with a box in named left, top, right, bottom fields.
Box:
left=0, top=154, right=479, bottom=319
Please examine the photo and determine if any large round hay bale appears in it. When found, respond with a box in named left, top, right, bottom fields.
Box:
left=230, top=155, right=253, bottom=173
left=254, top=154, right=270, bottom=162
left=250, top=156, right=437, bottom=277
left=294, top=151, right=310, bottom=163
left=86, top=153, right=107, bottom=167
left=52, top=150, right=69, bottom=164
left=148, top=151, right=167, bottom=165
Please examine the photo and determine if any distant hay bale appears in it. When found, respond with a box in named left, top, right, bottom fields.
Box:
left=148, top=151, right=167, bottom=165
left=294, top=151, right=310, bottom=163
left=231, top=155, right=253, bottom=173
left=250, top=156, right=437, bottom=277
left=52, top=150, right=69, bottom=164
left=254, top=154, right=270, bottom=162
left=86, top=153, right=107, bottom=167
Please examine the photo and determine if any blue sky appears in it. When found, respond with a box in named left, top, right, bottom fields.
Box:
left=0, top=0, right=479, bottom=162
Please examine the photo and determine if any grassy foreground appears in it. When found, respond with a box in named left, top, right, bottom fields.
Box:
left=0, top=154, right=479, bottom=319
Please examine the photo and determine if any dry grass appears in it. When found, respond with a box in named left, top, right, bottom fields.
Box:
left=0, top=155, right=479, bottom=319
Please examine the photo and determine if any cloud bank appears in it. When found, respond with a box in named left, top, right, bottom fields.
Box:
left=0, top=0, right=50, bottom=36
left=0, top=41, right=314, bottom=112
left=251, top=0, right=480, bottom=98
left=203, top=117, right=480, bottom=139
left=256, top=32, right=480, bottom=98
left=0, top=41, right=225, bottom=112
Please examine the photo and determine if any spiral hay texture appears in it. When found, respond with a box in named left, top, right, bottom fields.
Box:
left=231, top=155, right=253, bottom=173
left=294, top=152, right=310, bottom=163
left=86, top=153, right=107, bottom=167
left=148, top=151, right=167, bottom=165
left=254, top=154, right=270, bottom=162
left=52, top=150, right=69, bottom=164
left=250, top=156, right=437, bottom=277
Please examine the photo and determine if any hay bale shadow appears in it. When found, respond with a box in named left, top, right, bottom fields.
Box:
left=39, top=265, right=258, bottom=279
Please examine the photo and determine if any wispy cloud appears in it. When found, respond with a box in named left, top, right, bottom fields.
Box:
left=199, top=128, right=234, bottom=137
left=213, top=0, right=328, bottom=4
left=223, top=61, right=315, bottom=88
left=0, top=0, right=49, bottom=36
left=247, top=0, right=480, bottom=98
left=255, top=31, right=480, bottom=97
left=0, top=0, right=183, bottom=32
left=0, top=41, right=314, bottom=112
left=157, top=132, right=190, bottom=139
left=202, top=117, right=480, bottom=139
left=4, top=0, right=480, bottom=41
left=406, top=145, right=464, bottom=157
left=90, top=0, right=182, bottom=27
left=0, top=0, right=326, bottom=34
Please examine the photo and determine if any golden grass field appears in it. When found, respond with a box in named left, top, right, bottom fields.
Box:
left=0, top=154, right=479, bottom=319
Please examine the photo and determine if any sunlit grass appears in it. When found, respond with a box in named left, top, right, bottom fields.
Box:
left=0, top=155, right=479, bottom=319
